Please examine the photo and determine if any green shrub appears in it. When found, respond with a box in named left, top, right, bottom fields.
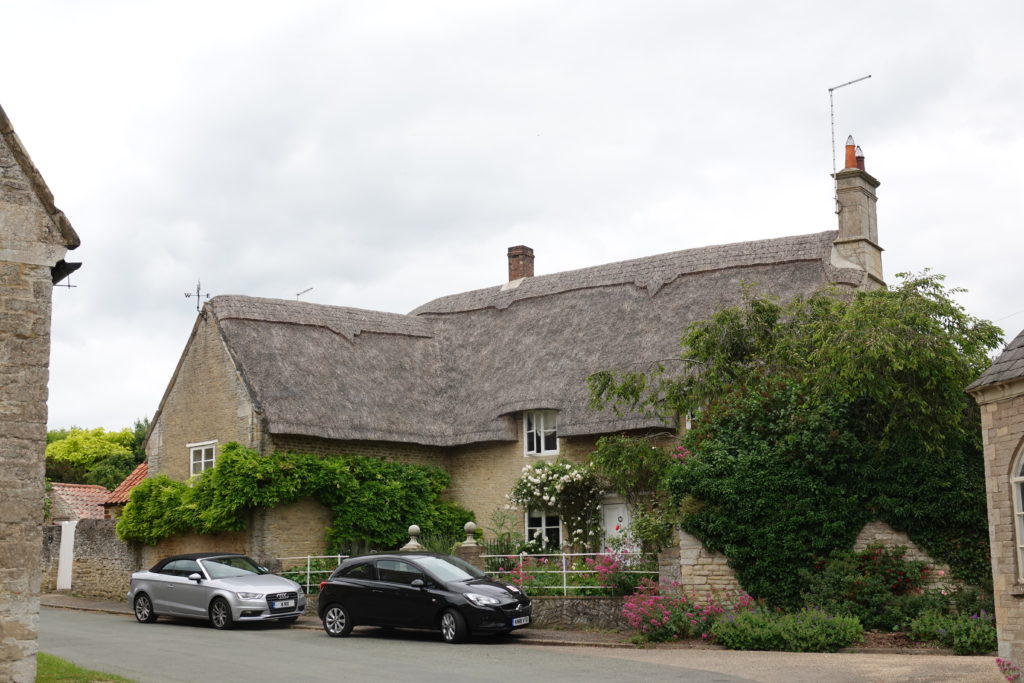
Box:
left=802, top=544, right=930, bottom=631
left=712, top=609, right=863, bottom=652
left=622, top=579, right=756, bottom=642
left=909, top=610, right=997, bottom=655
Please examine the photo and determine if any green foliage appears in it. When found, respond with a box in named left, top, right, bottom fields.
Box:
left=802, top=544, right=932, bottom=631
left=45, top=420, right=149, bottom=490
left=711, top=608, right=864, bottom=652
left=592, top=272, right=1000, bottom=607
left=46, top=427, right=133, bottom=469
left=117, top=443, right=473, bottom=551
left=508, top=460, right=602, bottom=550
left=622, top=579, right=756, bottom=642
left=909, top=609, right=997, bottom=655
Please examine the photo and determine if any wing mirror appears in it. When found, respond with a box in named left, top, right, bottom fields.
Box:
left=188, top=572, right=203, bottom=583
left=411, top=578, right=425, bottom=589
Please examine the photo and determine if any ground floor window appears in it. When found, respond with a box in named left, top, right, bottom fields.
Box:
left=189, top=440, right=217, bottom=476
left=526, top=510, right=561, bottom=548
left=1013, top=451, right=1024, bottom=581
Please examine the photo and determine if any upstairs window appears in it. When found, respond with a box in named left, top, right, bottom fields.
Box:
left=524, top=410, right=558, bottom=455
left=189, top=440, right=217, bottom=476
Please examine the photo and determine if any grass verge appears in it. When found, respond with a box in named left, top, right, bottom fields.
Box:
left=37, top=652, right=136, bottom=683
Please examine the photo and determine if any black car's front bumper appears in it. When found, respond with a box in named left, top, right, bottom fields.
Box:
left=465, top=600, right=533, bottom=632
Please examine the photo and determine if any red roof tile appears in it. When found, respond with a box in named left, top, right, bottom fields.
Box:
left=49, top=483, right=109, bottom=520
left=104, top=462, right=148, bottom=505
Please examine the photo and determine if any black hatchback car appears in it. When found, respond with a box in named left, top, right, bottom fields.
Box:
left=317, top=552, right=532, bottom=643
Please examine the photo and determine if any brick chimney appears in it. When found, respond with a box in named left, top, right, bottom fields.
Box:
left=832, top=135, right=883, bottom=286
left=507, top=245, right=534, bottom=281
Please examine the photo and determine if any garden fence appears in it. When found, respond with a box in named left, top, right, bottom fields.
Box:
left=480, top=550, right=658, bottom=596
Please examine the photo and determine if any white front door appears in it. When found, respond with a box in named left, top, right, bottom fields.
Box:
left=601, top=498, right=632, bottom=542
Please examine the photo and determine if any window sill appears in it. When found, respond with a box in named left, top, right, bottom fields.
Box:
left=1010, top=584, right=1024, bottom=597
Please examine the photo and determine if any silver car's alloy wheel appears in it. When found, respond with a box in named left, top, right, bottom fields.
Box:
left=133, top=594, right=157, bottom=623
left=209, top=598, right=233, bottom=629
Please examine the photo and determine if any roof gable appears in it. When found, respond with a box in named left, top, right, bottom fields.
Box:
left=104, top=461, right=148, bottom=505
left=49, top=483, right=108, bottom=520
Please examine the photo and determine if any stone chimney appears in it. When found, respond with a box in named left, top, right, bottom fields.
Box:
left=507, top=245, right=534, bottom=281
left=832, top=135, right=884, bottom=286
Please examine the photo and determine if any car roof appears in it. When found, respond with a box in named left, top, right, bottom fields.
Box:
left=341, top=551, right=450, bottom=563
left=148, top=552, right=248, bottom=572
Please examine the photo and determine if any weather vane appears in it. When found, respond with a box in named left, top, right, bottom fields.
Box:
left=185, top=280, right=210, bottom=313
left=829, top=74, right=872, bottom=213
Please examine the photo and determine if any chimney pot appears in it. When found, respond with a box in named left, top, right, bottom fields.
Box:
left=844, top=135, right=857, bottom=169
left=855, top=145, right=865, bottom=171
left=507, top=245, right=534, bottom=281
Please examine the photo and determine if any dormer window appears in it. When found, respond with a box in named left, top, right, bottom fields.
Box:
left=524, top=410, right=558, bottom=455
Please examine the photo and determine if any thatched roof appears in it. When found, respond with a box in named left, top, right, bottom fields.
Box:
left=209, top=230, right=864, bottom=447
left=968, top=327, right=1024, bottom=391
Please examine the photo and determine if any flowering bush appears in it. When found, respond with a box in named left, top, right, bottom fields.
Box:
left=622, top=579, right=755, bottom=642
left=997, top=657, right=1022, bottom=682
left=508, top=460, right=602, bottom=549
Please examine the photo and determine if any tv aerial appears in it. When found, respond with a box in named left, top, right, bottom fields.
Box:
left=829, top=74, right=871, bottom=213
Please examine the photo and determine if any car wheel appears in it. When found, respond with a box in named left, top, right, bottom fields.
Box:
left=440, top=609, right=468, bottom=644
left=209, top=598, right=234, bottom=630
left=322, top=603, right=352, bottom=637
left=133, top=593, right=158, bottom=624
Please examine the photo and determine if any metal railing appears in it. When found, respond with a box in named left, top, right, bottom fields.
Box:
left=278, top=554, right=348, bottom=593
left=480, top=551, right=658, bottom=596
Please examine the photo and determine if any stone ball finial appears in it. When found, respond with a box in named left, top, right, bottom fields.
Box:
left=408, top=524, right=421, bottom=538
left=462, top=521, right=477, bottom=546
left=400, top=524, right=424, bottom=551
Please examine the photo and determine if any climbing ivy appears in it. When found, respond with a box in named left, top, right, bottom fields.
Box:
left=589, top=272, right=1001, bottom=607
left=116, top=443, right=473, bottom=551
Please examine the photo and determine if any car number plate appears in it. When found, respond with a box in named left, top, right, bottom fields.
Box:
left=272, top=599, right=295, bottom=609
left=512, top=616, right=530, bottom=626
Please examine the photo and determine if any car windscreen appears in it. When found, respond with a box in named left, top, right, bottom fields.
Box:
left=200, top=556, right=266, bottom=578
left=415, top=556, right=487, bottom=582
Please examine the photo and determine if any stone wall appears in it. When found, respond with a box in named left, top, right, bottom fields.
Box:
left=659, top=529, right=741, bottom=595
left=0, top=105, right=79, bottom=683
left=972, top=379, right=1024, bottom=661
left=660, top=521, right=950, bottom=599
left=529, top=596, right=626, bottom=630
left=40, top=521, right=141, bottom=600
left=854, top=521, right=952, bottom=587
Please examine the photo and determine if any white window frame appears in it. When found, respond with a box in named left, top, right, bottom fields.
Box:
left=524, top=410, right=558, bottom=456
left=188, top=440, right=217, bottom=476
left=1012, top=449, right=1024, bottom=582
left=525, top=510, right=562, bottom=549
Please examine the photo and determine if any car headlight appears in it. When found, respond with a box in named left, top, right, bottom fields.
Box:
left=235, top=592, right=264, bottom=600
left=465, top=592, right=501, bottom=607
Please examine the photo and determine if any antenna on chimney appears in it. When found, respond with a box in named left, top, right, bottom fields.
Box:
left=829, top=74, right=872, bottom=213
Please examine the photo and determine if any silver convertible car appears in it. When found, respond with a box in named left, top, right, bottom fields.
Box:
left=128, top=552, right=306, bottom=629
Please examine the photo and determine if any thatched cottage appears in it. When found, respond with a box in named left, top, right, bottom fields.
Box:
left=140, top=138, right=884, bottom=559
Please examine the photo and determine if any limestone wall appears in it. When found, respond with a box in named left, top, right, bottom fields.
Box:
left=40, top=521, right=141, bottom=600
left=659, top=529, right=741, bottom=595
left=972, top=380, right=1024, bottom=661
left=854, top=521, right=952, bottom=587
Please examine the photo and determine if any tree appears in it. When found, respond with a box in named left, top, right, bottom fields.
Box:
left=588, top=272, right=1002, bottom=606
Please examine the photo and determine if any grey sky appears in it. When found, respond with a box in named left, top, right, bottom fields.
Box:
left=3, top=0, right=1021, bottom=431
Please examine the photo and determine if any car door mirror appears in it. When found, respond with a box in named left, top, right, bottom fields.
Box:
left=188, top=572, right=203, bottom=583
left=411, top=578, right=425, bottom=589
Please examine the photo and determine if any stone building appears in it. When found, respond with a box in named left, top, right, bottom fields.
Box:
left=968, top=327, right=1024, bottom=661
left=138, top=137, right=885, bottom=571
left=0, top=103, right=80, bottom=683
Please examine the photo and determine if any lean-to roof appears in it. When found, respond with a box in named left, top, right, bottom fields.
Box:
left=209, top=230, right=865, bottom=447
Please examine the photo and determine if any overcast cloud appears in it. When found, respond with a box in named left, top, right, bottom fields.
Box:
left=3, top=0, right=1022, bottom=431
